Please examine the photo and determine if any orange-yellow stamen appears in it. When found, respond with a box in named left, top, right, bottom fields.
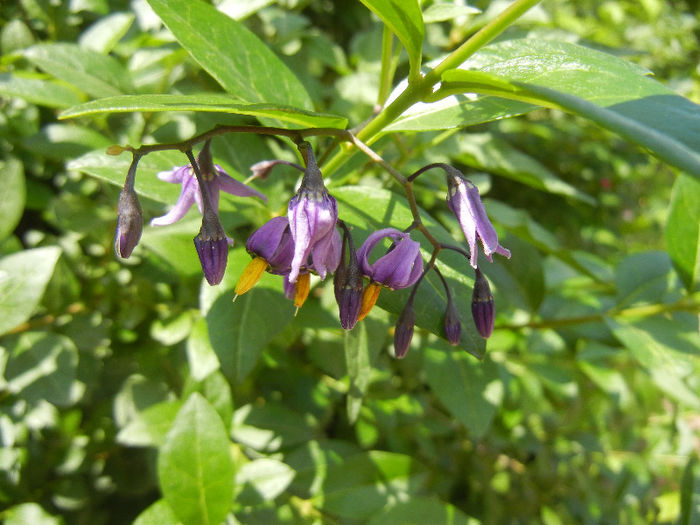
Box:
left=357, top=282, right=381, bottom=321
left=294, top=273, right=311, bottom=310
left=234, top=257, right=268, bottom=296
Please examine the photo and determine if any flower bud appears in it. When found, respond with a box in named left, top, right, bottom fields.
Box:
left=471, top=268, right=495, bottom=338
left=334, top=226, right=363, bottom=330
left=393, top=300, right=415, bottom=359
left=444, top=296, right=462, bottom=346
left=114, top=157, right=143, bottom=259
left=194, top=208, right=230, bottom=285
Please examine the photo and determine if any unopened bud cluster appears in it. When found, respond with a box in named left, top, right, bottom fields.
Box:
left=111, top=140, right=510, bottom=357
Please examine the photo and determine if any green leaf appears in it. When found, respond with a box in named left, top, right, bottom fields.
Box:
left=3, top=332, right=79, bottom=408
left=606, top=316, right=700, bottom=408
left=438, top=39, right=700, bottom=176
left=667, top=174, right=700, bottom=292
left=453, top=133, right=594, bottom=203
left=680, top=457, right=700, bottom=525
left=0, top=158, right=26, bottom=242
left=310, top=450, right=427, bottom=519
left=22, top=123, right=112, bottom=160
left=78, top=12, right=135, bottom=54
left=0, top=246, right=61, bottom=335
left=231, top=403, right=316, bottom=453
left=24, top=43, right=134, bottom=98
left=0, top=73, right=83, bottom=109
left=614, top=251, right=673, bottom=307
left=422, top=3, right=480, bottom=23
left=424, top=347, right=503, bottom=438
left=60, top=94, right=347, bottom=129
left=186, top=317, right=221, bottom=381
left=235, top=458, right=295, bottom=505
left=3, top=502, right=65, bottom=525
left=132, top=499, right=181, bottom=525
left=158, top=393, right=235, bottom=525
left=367, top=497, right=471, bottom=525
left=345, top=319, right=384, bottom=424
left=116, top=401, right=182, bottom=448
left=146, top=0, right=312, bottom=109
left=334, top=186, right=487, bottom=358
left=200, top=248, right=295, bottom=384
left=359, top=0, right=424, bottom=82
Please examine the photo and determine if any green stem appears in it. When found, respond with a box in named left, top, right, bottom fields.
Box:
left=321, top=0, right=542, bottom=175
left=377, top=26, right=395, bottom=107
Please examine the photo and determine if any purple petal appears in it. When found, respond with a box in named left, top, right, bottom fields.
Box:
left=371, top=238, right=421, bottom=289
left=215, top=167, right=267, bottom=202
left=151, top=175, right=197, bottom=226
left=157, top=165, right=190, bottom=183
left=356, top=228, right=403, bottom=275
left=464, top=185, right=510, bottom=261
left=311, top=227, right=341, bottom=279
left=246, top=216, right=290, bottom=261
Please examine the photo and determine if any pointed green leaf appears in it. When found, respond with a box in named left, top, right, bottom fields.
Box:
left=146, top=0, right=311, bottom=109
left=667, top=174, right=700, bottom=292
left=424, top=347, right=503, bottom=438
left=24, top=43, right=134, bottom=98
left=345, top=319, right=384, bottom=424
left=0, top=247, right=61, bottom=335
left=0, top=73, right=82, bottom=108
left=438, top=39, right=700, bottom=176
left=59, top=94, right=347, bottom=129
left=359, top=0, right=424, bottom=81
left=0, top=158, right=26, bottom=243
left=158, top=393, right=235, bottom=525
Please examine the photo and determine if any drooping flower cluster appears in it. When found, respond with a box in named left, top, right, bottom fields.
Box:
left=112, top=139, right=510, bottom=358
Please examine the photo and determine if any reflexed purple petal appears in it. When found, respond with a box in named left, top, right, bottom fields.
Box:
left=194, top=235, right=228, bottom=285
left=246, top=216, right=290, bottom=261
left=356, top=228, right=400, bottom=274
left=357, top=228, right=423, bottom=290
left=157, top=165, right=189, bottom=183
left=215, top=167, right=267, bottom=202
left=151, top=175, right=198, bottom=226
left=464, top=184, right=511, bottom=261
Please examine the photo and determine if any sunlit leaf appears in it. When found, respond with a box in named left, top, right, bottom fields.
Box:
left=667, top=174, right=700, bottom=292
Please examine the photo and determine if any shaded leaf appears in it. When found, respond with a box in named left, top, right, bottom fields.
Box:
left=0, top=72, right=83, bottom=108
left=367, top=497, right=471, bottom=525
left=146, top=0, right=311, bottom=109
left=3, top=332, right=79, bottom=408
left=424, top=347, right=503, bottom=438
left=132, top=499, right=181, bottom=525
left=60, top=94, right=347, bottom=129
left=0, top=157, right=26, bottom=242
left=158, top=393, right=235, bottom=525
left=614, top=251, right=673, bottom=307
left=667, top=174, right=700, bottom=292
left=0, top=246, right=61, bottom=335
left=231, top=403, right=316, bottom=453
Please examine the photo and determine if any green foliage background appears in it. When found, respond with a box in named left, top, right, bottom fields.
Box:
left=1, top=0, right=699, bottom=523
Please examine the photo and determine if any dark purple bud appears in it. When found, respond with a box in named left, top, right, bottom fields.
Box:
left=114, top=156, right=142, bottom=258
left=471, top=268, right=495, bottom=338
left=444, top=297, right=462, bottom=346
left=334, top=225, right=363, bottom=330
left=393, top=300, right=415, bottom=359
left=194, top=232, right=228, bottom=286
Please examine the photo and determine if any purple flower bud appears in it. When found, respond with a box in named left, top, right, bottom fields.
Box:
left=287, top=144, right=339, bottom=283
left=445, top=167, right=510, bottom=268
left=194, top=205, right=230, bottom=285
left=114, top=185, right=142, bottom=258
left=334, top=227, right=363, bottom=330
left=393, top=300, right=415, bottom=359
left=471, top=268, right=495, bottom=338
left=356, top=228, right=423, bottom=290
left=114, top=156, right=142, bottom=259
left=444, top=297, right=462, bottom=346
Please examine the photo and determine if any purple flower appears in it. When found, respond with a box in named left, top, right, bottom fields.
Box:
left=356, top=228, right=423, bottom=290
left=446, top=168, right=510, bottom=268
left=471, top=268, right=495, bottom=338
left=245, top=216, right=295, bottom=274
left=287, top=144, right=340, bottom=283
left=151, top=164, right=266, bottom=234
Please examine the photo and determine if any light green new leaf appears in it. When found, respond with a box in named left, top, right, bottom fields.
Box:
left=0, top=73, right=83, bottom=109
left=158, top=393, right=235, bottom=525
left=60, top=94, right=347, bottom=129
left=437, top=39, right=700, bottom=176
left=3, top=332, right=79, bottom=408
left=24, top=43, right=134, bottom=98
left=78, top=12, right=135, bottom=54
left=0, top=247, right=61, bottom=336
left=146, top=0, right=311, bottom=110
left=359, top=0, right=424, bottom=82
left=235, top=458, right=296, bottom=505
left=667, top=175, right=700, bottom=292
left=0, top=158, right=26, bottom=243
left=424, top=347, right=503, bottom=438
